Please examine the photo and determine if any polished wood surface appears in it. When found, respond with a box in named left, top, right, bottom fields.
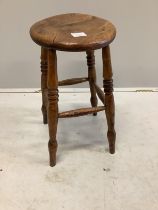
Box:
left=59, top=106, right=105, bottom=118
left=30, top=13, right=116, bottom=51
left=86, top=50, right=98, bottom=115
left=94, top=83, right=105, bottom=105
left=102, top=46, right=116, bottom=154
left=47, top=49, right=58, bottom=167
left=41, top=47, right=48, bottom=124
left=30, top=13, right=116, bottom=166
left=58, top=77, right=88, bottom=86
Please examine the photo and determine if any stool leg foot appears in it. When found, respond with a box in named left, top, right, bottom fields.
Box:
left=48, top=140, right=58, bottom=167
left=86, top=50, right=98, bottom=116
left=41, top=47, right=48, bottom=124
left=47, top=49, right=58, bottom=167
left=104, top=92, right=116, bottom=154
left=102, top=46, right=116, bottom=154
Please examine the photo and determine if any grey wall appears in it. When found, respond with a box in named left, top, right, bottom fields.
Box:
left=0, top=0, right=158, bottom=88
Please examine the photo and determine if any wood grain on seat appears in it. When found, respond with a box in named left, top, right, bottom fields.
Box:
left=30, top=13, right=116, bottom=51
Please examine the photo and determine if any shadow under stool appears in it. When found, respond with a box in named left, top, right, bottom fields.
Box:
left=30, top=13, right=116, bottom=167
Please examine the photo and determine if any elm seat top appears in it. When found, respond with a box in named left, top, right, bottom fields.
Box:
left=30, top=13, right=116, bottom=52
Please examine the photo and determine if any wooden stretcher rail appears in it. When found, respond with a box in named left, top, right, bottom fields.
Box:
left=58, top=106, right=105, bottom=118
left=58, top=77, right=88, bottom=86
left=94, top=83, right=105, bottom=104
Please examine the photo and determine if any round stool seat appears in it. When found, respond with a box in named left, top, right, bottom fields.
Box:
left=30, top=13, right=116, bottom=52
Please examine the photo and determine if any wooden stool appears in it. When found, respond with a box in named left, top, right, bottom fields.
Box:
left=30, top=13, right=116, bottom=167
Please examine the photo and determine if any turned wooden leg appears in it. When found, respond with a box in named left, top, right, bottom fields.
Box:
left=41, top=47, right=48, bottom=124
left=102, top=46, right=116, bottom=154
left=86, top=50, right=98, bottom=116
left=47, top=49, right=58, bottom=167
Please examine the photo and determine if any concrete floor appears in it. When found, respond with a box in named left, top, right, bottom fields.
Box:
left=0, top=91, right=158, bottom=210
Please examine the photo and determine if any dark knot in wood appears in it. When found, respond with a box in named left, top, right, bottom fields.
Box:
left=103, top=79, right=113, bottom=93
